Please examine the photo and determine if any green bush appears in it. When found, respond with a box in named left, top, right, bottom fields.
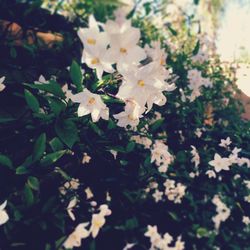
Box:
left=0, top=1, right=250, bottom=250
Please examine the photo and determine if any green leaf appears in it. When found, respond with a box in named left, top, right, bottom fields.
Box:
left=89, top=122, right=103, bottom=136
left=24, top=89, right=40, bottom=113
left=168, top=211, right=179, bottom=221
left=55, top=119, right=79, bottom=148
left=70, top=60, right=83, bottom=92
left=101, top=95, right=123, bottom=104
left=49, top=137, right=64, bottom=152
left=0, top=110, right=16, bottom=123
left=55, top=236, right=67, bottom=248
left=48, top=97, right=66, bottom=115
left=27, top=176, right=40, bottom=191
left=24, top=81, right=65, bottom=98
left=150, top=118, right=165, bottom=131
left=0, top=154, right=13, bottom=168
left=16, top=166, right=31, bottom=175
left=167, top=24, right=178, bottom=36
left=33, top=133, right=46, bottom=161
left=193, top=40, right=200, bottom=56
left=40, top=150, right=66, bottom=167
left=16, top=155, right=33, bottom=175
left=23, top=184, right=34, bottom=206
left=125, top=217, right=139, bottom=230
left=126, top=141, right=135, bottom=152
left=196, top=227, right=209, bottom=237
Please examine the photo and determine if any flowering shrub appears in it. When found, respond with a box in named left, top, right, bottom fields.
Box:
left=0, top=1, right=250, bottom=250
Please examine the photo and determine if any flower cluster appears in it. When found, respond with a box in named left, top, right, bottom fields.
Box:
left=73, top=13, right=175, bottom=128
left=63, top=204, right=111, bottom=249
left=187, top=69, right=212, bottom=101
left=144, top=225, right=185, bottom=250
left=212, top=195, right=230, bottom=231
left=151, top=141, right=174, bottom=173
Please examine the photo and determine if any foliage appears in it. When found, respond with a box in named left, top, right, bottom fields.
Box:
left=0, top=1, right=250, bottom=250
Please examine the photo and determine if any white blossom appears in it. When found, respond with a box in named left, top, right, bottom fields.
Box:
left=219, top=137, right=232, bottom=148
left=67, top=197, right=78, bottom=221
left=212, top=195, right=230, bottom=231
left=0, top=201, right=9, bottom=226
left=82, top=152, right=91, bottom=164
left=0, top=76, right=6, bottom=92
left=71, top=88, right=109, bottom=122
left=209, top=153, right=231, bottom=173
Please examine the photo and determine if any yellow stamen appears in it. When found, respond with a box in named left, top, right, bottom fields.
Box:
left=137, top=80, right=145, bottom=87
left=87, top=38, right=96, bottom=45
left=160, top=58, right=165, bottom=65
left=128, top=114, right=136, bottom=121
left=88, top=97, right=96, bottom=105
left=91, top=58, right=100, bottom=65
left=120, top=47, right=127, bottom=54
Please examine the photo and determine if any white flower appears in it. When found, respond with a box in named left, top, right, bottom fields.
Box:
left=78, top=15, right=109, bottom=51
left=0, top=76, right=6, bottom=92
left=131, top=135, right=152, bottom=149
left=219, top=137, right=232, bottom=148
left=89, top=205, right=111, bottom=238
left=113, top=99, right=144, bottom=129
left=123, top=243, right=136, bottom=250
left=209, top=153, right=231, bottom=173
left=244, top=195, right=250, bottom=203
left=62, top=84, right=74, bottom=101
left=152, top=190, right=163, bottom=203
left=190, top=145, right=200, bottom=168
left=82, top=46, right=114, bottom=80
left=206, top=170, right=216, bottom=178
left=164, top=180, right=186, bottom=204
left=63, top=223, right=89, bottom=249
left=212, top=195, right=230, bottom=230
left=151, top=141, right=174, bottom=171
left=145, top=225, right=185, bottom=250
left=195, top=128, right=202, bottom=138
left=110, top=150, right=118, bottom=159
left=59, top=178, right=80, bottom=195
left=82, top=152, right=91, bottom=164
left=67, top=197, right=78, bottom=221
left=187, top=69, right=212, bottom=101
left=242, top=216, right=250, bottom=226
left=0, top=201, right=9, bottom=226
left=144, top=225, right=159, bottom=241
left=71, top=88, right=109, bottom=122
left=85, top=187, right=94, bottom=200
left=35, top=75, right=49, bottom=85
left=105, top=19, right=146, bottom=71
left=145, top=41, right=167, bottom=66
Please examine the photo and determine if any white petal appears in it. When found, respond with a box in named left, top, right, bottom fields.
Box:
left=78, top=104, right=90, bottom=117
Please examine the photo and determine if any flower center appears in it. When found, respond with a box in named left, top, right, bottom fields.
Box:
left=120, top=47, right=127, bottom=54
left=88, top=97, right=96, bottom=105
left=91, top=58, right=100, bottom=65
left=137, top=80, right=145, bottom=87
left=160, top=58, right=165, bottom=65
left=87, top=38, right=96, bottom=45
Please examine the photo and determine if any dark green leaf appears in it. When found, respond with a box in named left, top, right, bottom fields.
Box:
left=27, top=176, right=40, bottom=191
left=40, top=150, right=66, bottom=167
left=55, top=119, right=79, bottom=148
left=0, top=154, right=13, bottom=168
left=49, top=137, right=64, bottom=152
left=24, top=89, right=40, bottom=113
left=24, top=81, right=65, bottom=98
left=70, top=60, right=83, bottom=92
left=150, top=118, right=165, bottom=131
left=33, top=133, right=46, bottom=161
left=193, top=40, right=200, bottom=56
left=23, top=184, right=34, bottom=206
